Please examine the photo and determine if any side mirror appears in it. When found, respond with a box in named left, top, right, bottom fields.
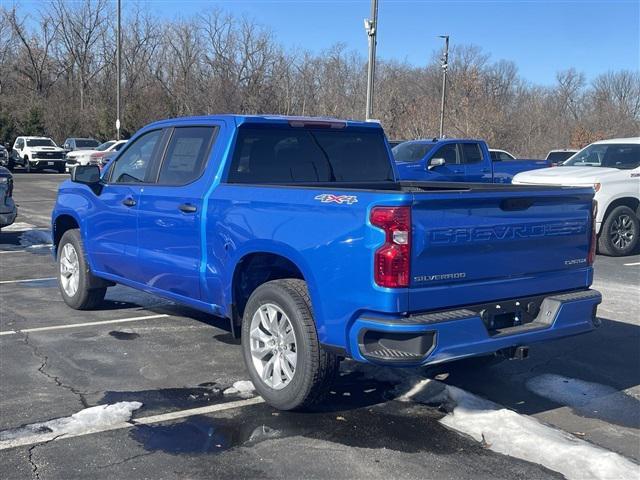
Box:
left=428, top=158, right=446, bottom=170
left=72, top=165, right=101, bottom=185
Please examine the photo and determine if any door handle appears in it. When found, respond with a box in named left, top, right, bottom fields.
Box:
left=122, top=197, right=136, bottom=207
left=179, top=203, right=197, bottom=213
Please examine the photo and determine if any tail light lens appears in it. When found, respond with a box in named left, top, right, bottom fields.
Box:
left=588, top=200, right=597, bottom=265
left=370, top=206, right=411, bottom=288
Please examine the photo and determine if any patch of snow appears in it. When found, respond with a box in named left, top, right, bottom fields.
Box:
left=0, top=402, right=142, bottom=442
left=223, top=380, right=255, bottom=397
left=526, top=373, right=640, bottom=429
left=342, top=361, right=639, bottom=479
left=527, top=373, right=634, bottom=408
left=405, top=380, right=639, bottom=480
left=1, top=222, right=35, bottom=232
left=19, top=229, right=52, bottom=248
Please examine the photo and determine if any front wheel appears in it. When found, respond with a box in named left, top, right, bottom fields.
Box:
left=24, top=157, right=31, bottom=173
left=57, top=229, right=106, bottom=309
left=241, top=279, right=339, bottom=410
left=598, top=205, right=639, bottom=256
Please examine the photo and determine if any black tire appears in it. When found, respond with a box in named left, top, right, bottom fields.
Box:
left=56, top=164, right=66, bottom=173
left=241, top=279, right=339, bottom=410
left=57, top=229, right=107, bottom=310
left=24, top=156, right=31, bottom=173
left=598, top=205, right=639, bottom=256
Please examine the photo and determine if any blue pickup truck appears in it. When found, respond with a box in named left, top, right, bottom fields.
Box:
left=52, top=115, right=601, bottom=410
left=393, top=138, right=550, bottom=183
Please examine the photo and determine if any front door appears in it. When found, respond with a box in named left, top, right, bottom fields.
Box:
left=137, top=126, right=218, bottom=300
left=87, top=129, right=165, bottom=282
left=424, top=143, right=467, bottom=181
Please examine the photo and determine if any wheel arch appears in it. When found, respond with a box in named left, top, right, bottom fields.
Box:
left=601, top=196, right=640, bottom=225
left=52, top=213, right=80, bottom=255
left=228, top=248, right=321, bottom=332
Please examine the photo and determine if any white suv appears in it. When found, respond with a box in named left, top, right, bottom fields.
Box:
left=11, top=136, right=66, bottom=173
left=514, top=137, right=640, bottom=256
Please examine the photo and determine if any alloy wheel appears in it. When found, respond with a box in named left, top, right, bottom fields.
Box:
left=249, top=303, right=298, bottom=390
left=59, top=243, right=80, bottom=297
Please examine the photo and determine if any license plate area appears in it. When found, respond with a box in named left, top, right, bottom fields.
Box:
left=47, top=162, right=54, bottom=165
left=468, top=294, right=547, bottom=335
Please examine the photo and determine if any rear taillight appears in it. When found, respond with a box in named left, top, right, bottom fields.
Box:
left=588, top=200, right=597, bottom=265
left=370, top=206, right=411, bottom=288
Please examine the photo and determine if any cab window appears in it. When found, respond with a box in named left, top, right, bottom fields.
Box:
left=110, top=130, right=163, bottom=184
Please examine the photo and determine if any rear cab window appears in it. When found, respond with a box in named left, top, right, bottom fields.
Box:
left=227, top=125, right=394, bottom=184
left=158, top=127, right=217, bottom=185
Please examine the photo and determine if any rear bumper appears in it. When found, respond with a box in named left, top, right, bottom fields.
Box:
left=348, top=289, right=601, bottom=365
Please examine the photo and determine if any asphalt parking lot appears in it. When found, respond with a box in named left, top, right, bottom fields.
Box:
left=1, top=172, right=639, bottom=480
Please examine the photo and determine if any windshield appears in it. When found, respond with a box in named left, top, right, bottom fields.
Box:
left=27, top=139, right=56, bottom=147
left=96, top=141, right=115, bottom=151
left=392, top=142, right=435, bottom=162
left=76, top=139, right=100, bottom=148
left=547, top=151, right=575, bottom=163
left=563, top=143, right=640, bottom=169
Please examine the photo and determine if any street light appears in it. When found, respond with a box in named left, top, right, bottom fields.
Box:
left=364, top=0, right=378, bottom=121
left=438, top=35, right=449, bottom=138
left=116, top=0, right=121, bottom=140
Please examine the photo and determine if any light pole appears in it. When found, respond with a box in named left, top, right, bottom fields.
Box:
left=438, top=35, right=449, bottom=138
left=364, top=0, right=378, bottom=121
left=116, top=0, right=121, bottom=140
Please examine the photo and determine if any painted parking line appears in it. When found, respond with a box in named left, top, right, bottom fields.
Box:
left=0, top=314, right=170, bottom=336
left=0, top=277, right=56, bottom=285
left=0, top=396, right=265, bottom=450
left=623, top=262, right=640, bottom=266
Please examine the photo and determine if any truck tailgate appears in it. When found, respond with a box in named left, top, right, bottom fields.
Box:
left=409, top=186, right=594, bottom=312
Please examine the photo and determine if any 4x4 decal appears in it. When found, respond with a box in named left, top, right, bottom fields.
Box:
left=314, top=194, right=358, bottom=205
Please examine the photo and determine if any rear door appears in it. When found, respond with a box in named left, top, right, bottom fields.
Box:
left=408, top=187, right=594, bottom=311
left=461, top=142, right=492, bottom=182
left=425, top=143, right=467, bottom=181
left=137, top=125, right=218, bottom=299
left=88, top=129, right=165, bottom=281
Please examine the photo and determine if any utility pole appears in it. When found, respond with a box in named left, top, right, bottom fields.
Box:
left=438, top=35, right=449, bottom=138
left=364, top=0, right=378, bottom=121
left=116, top=0, right=121, bottom=140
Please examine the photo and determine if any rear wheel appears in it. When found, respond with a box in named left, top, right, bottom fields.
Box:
left=598, top=205, right=639, bottom=256
left=57, top=229, right=106, bottom=309
left=241, top=279, right=339, bottom=410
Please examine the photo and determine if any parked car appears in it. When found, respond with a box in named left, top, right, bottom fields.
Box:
left=0, top=166, right=17, bottom=230
left=65, top=140, right=127, bottom=170
left=62, top=138, right=100, bottom=154
left=52, top=114, right=601, bottom=411
left=0, top=145, right=8, bottom=167
left=394, top=139, right=550, bottom=183
left=546, top=149, right=578, bottom=165
left=10, top=136, right=66, bottom=173
left=514, top=137, right=640, bottom=256
left=489, top=149, right=516, bottom=161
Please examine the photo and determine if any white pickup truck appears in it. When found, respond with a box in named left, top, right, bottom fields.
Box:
left=514, top=137, right=640, bottom=256
left=10, top=136, right=66, bottom=173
